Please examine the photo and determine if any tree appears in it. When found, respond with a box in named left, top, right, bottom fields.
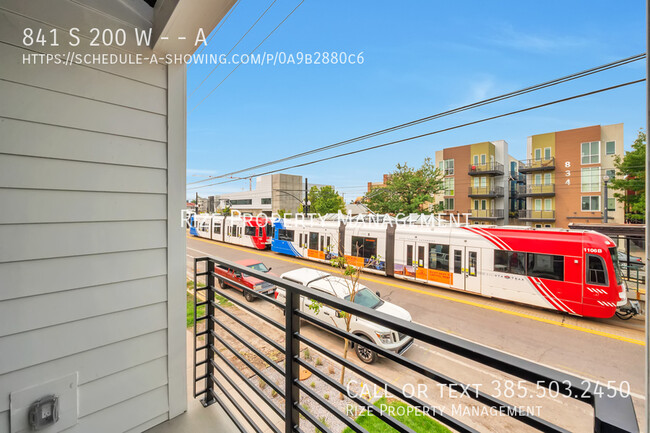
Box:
left=307, top=185, right=346, bottom=215
left=364, top=157, right=444, bottom=215
left=609, top=130, right=646, bottom=223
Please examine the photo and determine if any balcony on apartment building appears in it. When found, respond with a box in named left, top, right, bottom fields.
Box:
left=510, top=171, right=526, bottom=183
left=182, top=256, right=637, bottom=433
left=519, top=157, right=556, bottom=173
left=516, top=184, right=556, bottom=197
left=518, top=209, right=556, bottom=221
left=467, top=185, right=505, bottom=198
left=467, top=161, right=504, bottom=176
left=468, top=208, right=505, bottom=220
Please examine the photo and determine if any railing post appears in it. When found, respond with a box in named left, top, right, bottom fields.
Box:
left=285, top=287, right=301, bottom=432
left=201, top=258, right=216, bottom=407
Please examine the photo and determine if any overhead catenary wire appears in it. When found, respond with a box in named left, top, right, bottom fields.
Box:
left=189, top=0, right=305, bottom=114
left=189, top=0, right=278, bottom=98
left=187, top=53, right=646, bottom=185
left=187, top=78, right=645, bottom=191
left=187, top=0, right=242, bottom=68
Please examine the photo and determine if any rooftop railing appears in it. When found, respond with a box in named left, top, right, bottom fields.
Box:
left=193, top=256, right=638, bottom=433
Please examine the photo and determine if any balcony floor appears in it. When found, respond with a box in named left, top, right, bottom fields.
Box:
left=145, top=331, right=281, bottom=433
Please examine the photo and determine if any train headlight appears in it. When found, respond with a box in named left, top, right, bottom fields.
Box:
left=375, top=332, right=393, bottom=344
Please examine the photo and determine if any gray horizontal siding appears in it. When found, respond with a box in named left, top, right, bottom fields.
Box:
left=0, top=248, right=167, bottom=301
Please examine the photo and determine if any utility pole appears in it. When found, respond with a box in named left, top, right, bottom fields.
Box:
left=304, top=178, right=308, bottom=215
left=195, top=192, right=199, bottom=213
left=602, top=175, right=610, bottom=223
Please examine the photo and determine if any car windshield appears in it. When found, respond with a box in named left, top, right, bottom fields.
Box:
left=609, top=247, right=623, bottom=285
left=246, top=262, right=269, bottom=273
left=344, top=288, right=382, bottom=309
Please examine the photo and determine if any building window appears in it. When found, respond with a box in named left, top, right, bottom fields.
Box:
left=230, top=199, right=253, bottom=205
left=581, top=196, right=600, bottom=211
left=544, top=198, right=552, bottom=210
left=444, top=198, right=455, bottom=210
left=480, top=154, right=486, bottom=165
left=606, top=169, right=615, bottom=179
left=261, top=198, right=272, bottom=205
left=443, top=178, right=455, bottom=196
left=581, top=141, right=600, bottom=164
left=607, top=197, right=616, bottom=211
left=473, top=155, right=479, bottom=165
left=534, top=199, right=542, bottom=211
left=534, top=148, right=541, bottom=161
left=534, top=174, right=541, bottom=185
left=543, top=173, right=552, bottom=184
left=480, top=177, right=487, bottom=187
left=473, top=200, right=479, bottom=210
left=481, top=199, right=487, bottom=210
left=581, top=167, right=600, bottom=192
left=544, top=147, right=551, bottom=160
left=442, top=159, right=454, bottom=175
left=605, top=141, right=616, bottom=155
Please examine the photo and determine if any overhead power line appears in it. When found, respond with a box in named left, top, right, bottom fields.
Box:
left=187, top=78, right=645, bottom=191
left=189, top=0, right=305, bottom=114
left=189, top=0, right=278, bottom=98
left=188, top=0, right=242, bottom=68
left=187, top=53, right=645, bottom=185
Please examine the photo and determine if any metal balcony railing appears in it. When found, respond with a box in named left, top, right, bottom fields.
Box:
left=468, top=186, right=505, bottom=197
left=467, top=161, right=504, bottom=176
left=468, top=208, right=505, bottom=219
left=519, top=157, right=556, bottom=172
left=518, top=210, right=556, bottom=220
left=193, top=256, right=638, bottom=433
left=516, top=184, right=556, bottom=196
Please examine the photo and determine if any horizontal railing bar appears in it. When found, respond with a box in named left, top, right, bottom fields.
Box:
left=195, top=315, right=209, bottom=322
left=195, top=373, right=209, bottom=382
left=212, top=300, right=285, bottom=354
left=294, top=371, right=368, bottom=433
left=211, top=359, right=282, bottom=433
left=212, top=270, right=285, bottom=309
left=210, top=330, right=285, bottom=399
left=296, top=314, right=567, bottom=432
left=297, top=359, right=417, bottom=433
left=196, top=330, right=208, bottom=337
left=194, top=388, right=207, bottom=397
left=196, top=359, right=208, bottom=367
left=196, top=301, right=209, bottom=307
left=210, top=350, right=285, bottom=419
left=209, top=373, right=266, bottom=433
left=196, top=271, right=210, bottom=276
left=212, top=315, right=285, bottom=376
left=294, top=398, right=334, bottom=433
left=297, top=334, right=479, bottom=433
left=196, top=344, right=208, bottom=351
left=210, top=282, right=285, bottom=332
left=207, top=388, right=249, bottom=433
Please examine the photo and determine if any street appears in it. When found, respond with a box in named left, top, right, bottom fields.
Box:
left=187, top=235, right=646, bottom=431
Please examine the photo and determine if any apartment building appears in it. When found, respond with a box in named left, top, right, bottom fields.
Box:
left=434, top=140, right=513, bottom=224
left=519, top=124, right=624, bottom=228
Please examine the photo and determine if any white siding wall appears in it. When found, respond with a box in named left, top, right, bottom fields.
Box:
left=0, top=0, right=185, bottom=431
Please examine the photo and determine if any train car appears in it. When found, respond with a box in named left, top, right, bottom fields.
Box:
left=271, top=218, right=342, bottom=262
left=270, top=220, right=627, bottom=319
left=190, top=214, right=272, bottom=250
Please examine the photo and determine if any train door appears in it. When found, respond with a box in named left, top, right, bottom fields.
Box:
left=450, top=247, right=481, bottom=293
left=404, top=242, right=425, bottom=279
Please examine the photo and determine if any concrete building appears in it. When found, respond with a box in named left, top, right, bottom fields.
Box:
left=0, top=1, right=236, bottom=432
left=519, top=123, right=625, bottom=228
left=214, top=173, right=328, bottom=216
left=434, top=140, right=514, bottom=224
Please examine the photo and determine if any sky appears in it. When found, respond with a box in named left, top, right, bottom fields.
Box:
left=186, top=0, right=646, bottom=202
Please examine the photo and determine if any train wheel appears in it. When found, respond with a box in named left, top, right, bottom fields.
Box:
left=354, top=337, right=377, bottom=364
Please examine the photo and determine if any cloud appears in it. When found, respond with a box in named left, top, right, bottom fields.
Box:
left=490, top=25, right=588, bottom=52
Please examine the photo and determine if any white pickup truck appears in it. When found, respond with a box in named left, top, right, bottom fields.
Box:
left=275, top=268, right=414, bottom=364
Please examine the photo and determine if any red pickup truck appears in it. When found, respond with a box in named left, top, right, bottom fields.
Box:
left=214, top=259, right=277, bottom=302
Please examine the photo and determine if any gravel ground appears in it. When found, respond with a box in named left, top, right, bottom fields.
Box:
left=251, top=346, right=382, bottom=433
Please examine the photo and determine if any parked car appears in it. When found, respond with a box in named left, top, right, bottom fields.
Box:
left=618, top=252, right=644, bottom=268
left=214, top=259, right=277, bottom=302
left=275, top=268, right=414, bottom=364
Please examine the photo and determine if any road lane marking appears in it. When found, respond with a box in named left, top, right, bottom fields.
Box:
left=186, top=236, right=645, bottom=346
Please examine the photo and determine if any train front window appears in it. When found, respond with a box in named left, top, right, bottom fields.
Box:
left=608, top=247, right=623, bottom=285
left=586, top=254, right=608, bottom=286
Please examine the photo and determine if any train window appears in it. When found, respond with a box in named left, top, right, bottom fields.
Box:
left=418, top=246, right=425, bottom=267
left=278, top=229, right=295, bottom=242
left=200, top=221, right=209, bottom=231
left=428, top=244, right=449, bottom=271
left=213, top=224, right=221, bottom=235
left=244, top=226, right=256, bottom=236
left=299, top=233, right=303, bottom=247
left=527, top=253, right=564, bottom=281
left=266, top=224, right=275, bottom=239
left=320, top=236, right=325, bottom=251
left=468, top=251, right=477, bottom=276
left=586, top=254, right=608, bottom=286
left=406, top=245, right=413, bottom=266
left=453, top=250, right=462, bottom=274
left=494, top=250, right=526, bottom=275
left=351, top=236, right=377, bottom=259
left=309, top=232, right=319, bottom=250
